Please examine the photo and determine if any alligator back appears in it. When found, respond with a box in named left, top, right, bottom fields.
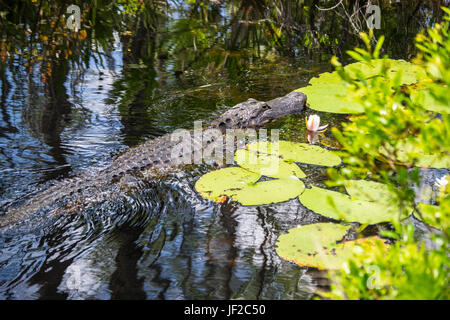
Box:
left=0, top=92, right=306, bottom=230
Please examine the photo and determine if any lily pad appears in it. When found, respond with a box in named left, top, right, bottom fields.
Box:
left=380, top=139, right=450, bottom=169
left=344, top=59, right=425, bottom=85
left=234, top=149, right=306, bottom=179
left=411, top=88, right=449, bottom=114
left=194, top=166, right=305, bottom=205
left=231, top=176, right=305, bottom=206
left=296, top=59, right=426, bottom=114
left=195, top=167, right=260, bottom=200
left=299, top=186, right=405, bottom=224
left=414, top=203, right=444, bottom=229
left=246, top=141, right=342, bottom=167
left=296, top=84, right=365, bottom=114
left=276, top=223, right=387, bottom=270
left=343, top=180, right=392, bottom=202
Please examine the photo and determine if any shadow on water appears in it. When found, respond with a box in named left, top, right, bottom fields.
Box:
left=0, top=0, right=447, bottom=299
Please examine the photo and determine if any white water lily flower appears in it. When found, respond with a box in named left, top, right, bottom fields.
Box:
left=305, top=115, right=328, bottom=132
left=435, top=175, right=448, bottom=190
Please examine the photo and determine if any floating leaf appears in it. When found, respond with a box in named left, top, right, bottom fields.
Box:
left=234, top=149, right=306, bottom=179
left=231, top=176, right=305, bottom=206
left=297, top=84, right=364, bottom=114
left=380, top=139, right=450, bottom=169
left=296, top=59, right=426, bottom=114
left=299, top=186, right=405, bottom=224
left=343, top=180, right=392, bottom=202
left=411, top=88, right=449, bottom=114
left=195, top=167, right=260, bottom=200
left=414, top=203, right=444, bottom=230
left=276, top=223, right=387, bottom=269
left=343, top=59, right=425, bottom=85
left=246, top=141, right=342, bottom=167
left=195, top=166, right=305, bottom=205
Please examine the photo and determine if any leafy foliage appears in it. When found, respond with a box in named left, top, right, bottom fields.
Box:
left=321, top=9, right=450, bottom=300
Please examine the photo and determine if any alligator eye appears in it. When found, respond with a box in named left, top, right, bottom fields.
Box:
left=225, top=118, right=231, bottom=123
left=153, top=160, right=160, bottom=164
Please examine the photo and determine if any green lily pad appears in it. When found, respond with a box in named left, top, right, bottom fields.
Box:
left=296, top=84, right=365, bottom=114
left=194, top=166, right=305, bottom=205
left=343, top=180, right=392, bottom=202
left=299, top=186, right=405, bottom=224
left=344, top=59, right=425, bottom=85
left=296, top=59, right=426, bottom=114
left=411, top=88, right=449, bottom=114
left=246, top=141, right=342, bottom=167
left=380, top=139, right=450, bottom=169
left=276, top=223, right=387, bottom=270
left=232, top=177, right=305, bottom=206
left=414, top=203, right=444, bottom=229
left=195, top=167, right=260, bottom=200
left=234, top=149, right=306, bottom=179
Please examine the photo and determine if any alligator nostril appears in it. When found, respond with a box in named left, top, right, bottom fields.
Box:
left=218, top=122, right=227, bottom=132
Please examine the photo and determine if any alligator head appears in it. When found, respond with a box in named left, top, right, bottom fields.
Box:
left=210, top=91, right=306, bottom=132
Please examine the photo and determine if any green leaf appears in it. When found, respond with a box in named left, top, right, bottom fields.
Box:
left=411, top=88, right=450, bottom=114
left=380, top=139, right=450, bottom=169
left=231, top=176, right=305, bottom=206
left=296, top=59, right=426, bottom=114
left=343, top=180, right=392, bottom=202
left=194, top=167, right=260, bottom=200
left=276, top=223, right=387, bottom=270
left=296, top=83, right=365, bottom=114
left=246, top=141, right=342, bottom=167
left=234, top=149, right=306, bottom=179
left=298, top=186, right=405, bottom=224
left=414, top=203, right=444, bottom=229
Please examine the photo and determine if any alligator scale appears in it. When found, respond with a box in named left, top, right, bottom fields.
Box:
left=0, top=91, right=306, bottom=230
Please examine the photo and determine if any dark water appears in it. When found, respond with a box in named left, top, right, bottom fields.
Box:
left=0, top=1, right=444, bottom=299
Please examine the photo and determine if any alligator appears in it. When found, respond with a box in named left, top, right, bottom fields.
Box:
left=0, top=91, right=307, bottom=230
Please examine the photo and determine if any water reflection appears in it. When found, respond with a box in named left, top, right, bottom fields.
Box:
left=0, top=1, right=447, bottom=300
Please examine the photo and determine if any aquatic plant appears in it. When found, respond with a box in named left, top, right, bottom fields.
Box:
left=320, top=10, right=450, bottom=300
